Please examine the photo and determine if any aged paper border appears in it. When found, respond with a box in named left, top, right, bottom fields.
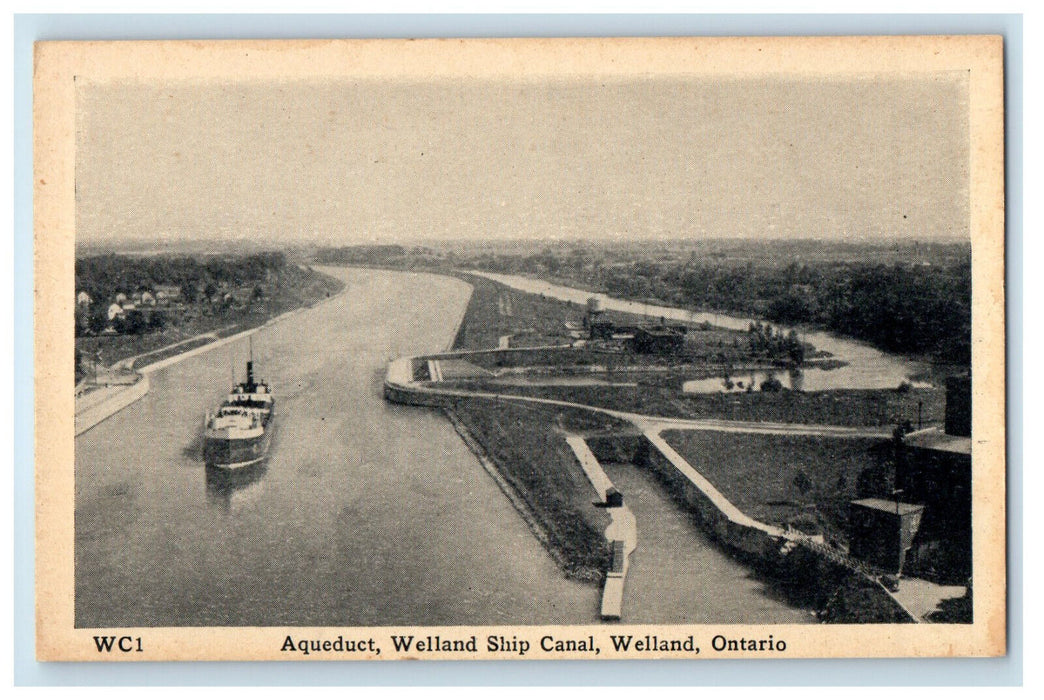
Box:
left=34, top=36, right=1006, bottom=661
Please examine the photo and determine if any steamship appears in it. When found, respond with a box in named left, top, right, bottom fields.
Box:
left=203, top=344, right=274, bottom=469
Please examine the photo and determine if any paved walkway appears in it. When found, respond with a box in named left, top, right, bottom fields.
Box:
left=890, top=577, right=968, bottom=620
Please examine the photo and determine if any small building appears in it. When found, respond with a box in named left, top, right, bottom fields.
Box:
left=76, top=291, right=92, bottom=307
left=945, top=375, right=971, bottom=437
left=630, top=327, right=685, bottom=355
left=154, top=284, right=182, bottom=300
left=896, top=374, right=972, bottom=581
left=589, top=319, right=615, bottom=340
left=140, top=291, right=156, bottom=306
left=106, top=303, right=124, bottom=321
left=848, top=498, right=925, bottom=574
left=114, top=292, right=128, bottom=305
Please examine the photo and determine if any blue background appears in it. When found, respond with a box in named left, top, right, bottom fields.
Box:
left=13, top=12, right=1023, bottom=687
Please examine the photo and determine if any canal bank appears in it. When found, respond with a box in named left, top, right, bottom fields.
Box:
left=74, top=269, right=350, bottom=435
left=74, top=373, right=150, bottom=436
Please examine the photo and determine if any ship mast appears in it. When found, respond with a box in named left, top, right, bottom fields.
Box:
left=246, top=335, right=255, bottom=388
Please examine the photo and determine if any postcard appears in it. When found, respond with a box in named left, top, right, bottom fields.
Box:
left=34, top=36, right=1005, bottom=661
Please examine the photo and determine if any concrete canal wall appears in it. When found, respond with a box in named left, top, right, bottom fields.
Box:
left=633, top=431, right=916, bottom=622
left=564, top=435, right=636, bottom=620
left=74, top=373, right=150, bottom=436
left=635, top=431, right=785, bottom=560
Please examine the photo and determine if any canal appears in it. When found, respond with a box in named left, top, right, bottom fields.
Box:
left=75, top=266, right=813, bottom=627
left=468, top=270, right=929, bottom=391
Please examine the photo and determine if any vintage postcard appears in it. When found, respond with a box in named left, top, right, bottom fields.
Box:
left=34, top=36, right=1005, bottom=661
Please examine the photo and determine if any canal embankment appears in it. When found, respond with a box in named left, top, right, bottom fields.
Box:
left=74, top=372, right=150, bottom=436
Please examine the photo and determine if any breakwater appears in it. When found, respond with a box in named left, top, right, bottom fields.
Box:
left=564, top=435, right=636, bottom=620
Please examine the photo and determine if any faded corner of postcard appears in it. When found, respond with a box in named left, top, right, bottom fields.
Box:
left=33, top=35, right=1006, bottom=662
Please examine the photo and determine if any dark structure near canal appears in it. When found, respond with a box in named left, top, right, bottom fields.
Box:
left=890, top=375, right=972, bottom=583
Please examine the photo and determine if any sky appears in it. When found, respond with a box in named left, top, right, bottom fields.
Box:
left=76, top=74, right=969, bottom=246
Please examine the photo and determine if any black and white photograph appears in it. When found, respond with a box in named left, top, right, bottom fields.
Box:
left=34, top=36, right=1006, bottom=660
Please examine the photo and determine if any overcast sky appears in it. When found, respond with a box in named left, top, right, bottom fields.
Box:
left=76, top=75, right=968, bottom=246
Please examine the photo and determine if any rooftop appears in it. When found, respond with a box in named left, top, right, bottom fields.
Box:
left=851, top=498, right=925, bottom=516
left=903, top=427, right=972, bottom=456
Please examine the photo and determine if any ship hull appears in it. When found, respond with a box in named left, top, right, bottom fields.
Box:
left=204, top=428, right=272, bottom=470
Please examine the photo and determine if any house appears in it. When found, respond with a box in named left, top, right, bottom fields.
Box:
left=154, top=285, right=182, bottom=304
left=848, top=498, right=925, bottom=574
left=141, top=291, right=156, bottom=306
left=107, top=303, right=125, bottom=321
left=115, top=292, right=128, bottom=305
left=76, top=291, right=93, bottom=307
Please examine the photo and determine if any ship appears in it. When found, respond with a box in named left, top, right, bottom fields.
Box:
left=203, top=343, right=274, bottom=469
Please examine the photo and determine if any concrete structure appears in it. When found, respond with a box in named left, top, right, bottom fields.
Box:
left=564, top=435, right=636, bottom=621
left=848, top=498, right=925, bottom=574
left=75, top=373, right=150, bottom=436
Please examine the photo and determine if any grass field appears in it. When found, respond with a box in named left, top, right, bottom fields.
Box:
left=660, top=429, right=896, bottom=546
left=449, top=272, right=799, bottom=366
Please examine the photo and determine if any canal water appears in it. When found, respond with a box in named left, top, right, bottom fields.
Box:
left=75, top=268, right=602, bottom=627
left=468, top=270, right=929, bottom=391
left=603, top=461, right=814, bottom=624
left=75, top=267, right=814, bottom=627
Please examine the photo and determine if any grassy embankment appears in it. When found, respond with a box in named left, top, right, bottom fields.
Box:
left=443, top=380, right=942, bottom=429
left=76, top=265, right=343, bottom=371
left=446, top=397, right=632, bottom=581
left=449, top=272, right=644, bottom=350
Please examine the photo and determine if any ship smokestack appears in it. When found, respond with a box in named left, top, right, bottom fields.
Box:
left=246, top=361, right=254, bottom=386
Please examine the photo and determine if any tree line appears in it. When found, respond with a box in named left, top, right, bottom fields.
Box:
left=75, top=252, right=289, bottom=336
left=464, top=250, right=970, bottom=365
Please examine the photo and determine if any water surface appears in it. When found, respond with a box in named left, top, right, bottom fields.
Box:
left=469, top=270, right=928, bottom=391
